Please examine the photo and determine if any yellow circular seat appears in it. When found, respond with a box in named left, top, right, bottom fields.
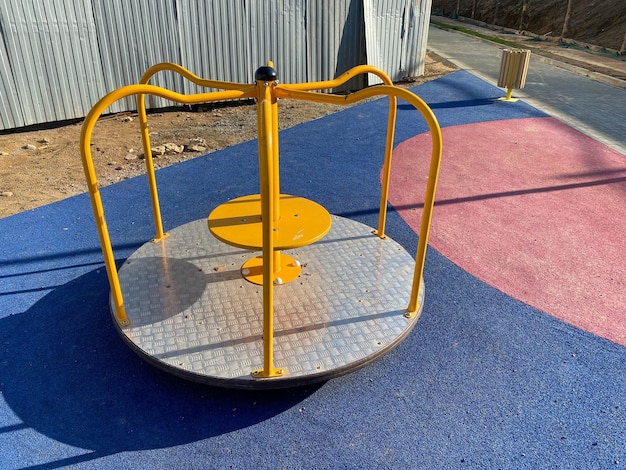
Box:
left=208, top=193, right=332, bottom=251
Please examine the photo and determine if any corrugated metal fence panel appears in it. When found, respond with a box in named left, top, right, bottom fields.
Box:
left=0, top=0, right=431, bottom=131
left=0, top=0, right=107, bottom=127
left=248, top=0, right=308, bottom=85
left=403, top=0, right=432, bottom=77
left=306, top=0, right=366, bottom=92
left=0, top=3, right=23, bottom=129
left=92, top=0, right=182, bottom=112
left=363, top=0, right=391, bottom=86
left=175, top=0, right=307, bottom=93
left=364, top=0, right=431, bottom=85
left=2, top=1, right=51, bottom=126
left=178, top=0, right=252, bottom=93
left=273, top=0, right=308, bottom=84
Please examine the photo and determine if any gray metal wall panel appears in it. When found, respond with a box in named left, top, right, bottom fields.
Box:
left=306, top=0, right=366, bottom=92
left=364, top=0, right=430, bottom=84
left=279, top=1, right=307, bottom=83
left=0, top=0, right=108, bottom=127
left=45, top=0, right=106, bottom=119
left=406, top=0, right=432, bottom=77
left=248, top=0, right=307, bottom=85
left=0, top=0, right=431, bottom=130
left=92, top=0, right=182, bottom=111
left=0, top=3, right=24, bottom=129
left=178, top=0, right=251, bottom=93
left=2, top=1, right=53, bottom=125
left=363, top=0, right=405, bottom=84
left=0, top=48, right=20, bottom=129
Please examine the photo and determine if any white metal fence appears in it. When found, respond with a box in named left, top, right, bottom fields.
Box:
left=0, top=0, right=432, bottom=131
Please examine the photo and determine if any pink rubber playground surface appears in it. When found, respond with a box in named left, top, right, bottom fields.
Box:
left=390, top=116, right=626, bottom=345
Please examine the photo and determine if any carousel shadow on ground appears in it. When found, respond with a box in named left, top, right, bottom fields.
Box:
left=0, top=267, right=319, bottom=464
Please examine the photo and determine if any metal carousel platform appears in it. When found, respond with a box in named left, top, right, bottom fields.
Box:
left=113, top=215, right=424, bottom=389
left=81, top=62, right=441, bottom=390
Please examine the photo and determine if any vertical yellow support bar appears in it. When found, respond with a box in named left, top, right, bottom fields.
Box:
left=268, top=61, right=281, bottom=223
left=375, top=94, right=398, bottom=239
left=251, top=64, right=285, bottom=379
left=269, top=62, right=283, bottom=280
left=137, top=93, right=168, bottom=242
left=80, top=97, right=130, bottom=327
left=404, top=97, right=442, bottom=318
left=81, top=82, right=256, bottom=329
left=273, top=83, right=442, bottom=318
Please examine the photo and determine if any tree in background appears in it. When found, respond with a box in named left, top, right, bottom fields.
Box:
left=561, top=0, right=573, bottom=39
left=493, top=1, right=500, bottom=25
left=518, top=0, right=528, bottom=31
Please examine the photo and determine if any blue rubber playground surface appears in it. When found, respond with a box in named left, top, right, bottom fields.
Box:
left=1, top=71, right=625, bottom=468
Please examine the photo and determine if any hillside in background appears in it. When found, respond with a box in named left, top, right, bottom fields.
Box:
left=431, top=0, right=626, bottom=51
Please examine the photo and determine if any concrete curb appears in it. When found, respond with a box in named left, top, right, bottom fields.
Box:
left=528, top=54, right=626, bottom=90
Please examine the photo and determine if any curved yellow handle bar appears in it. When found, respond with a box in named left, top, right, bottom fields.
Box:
left=275, top=84, right=442, bottom=316
left=81, top=82, right=256, bottom=326
left=80, top=62, right=441, bottom=330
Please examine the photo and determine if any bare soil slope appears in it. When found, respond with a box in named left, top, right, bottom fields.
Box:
left=432, top=0, right=626, bottom=51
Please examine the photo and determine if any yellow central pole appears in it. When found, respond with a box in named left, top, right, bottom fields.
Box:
left=252, top=64, right=285, bottom=379
left=269, top=62, right=281, bottom=223
left=270, top=61, right=283, bottom=280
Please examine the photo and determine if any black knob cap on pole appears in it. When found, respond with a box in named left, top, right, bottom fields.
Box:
left=255, top=65, right=278, bottom=82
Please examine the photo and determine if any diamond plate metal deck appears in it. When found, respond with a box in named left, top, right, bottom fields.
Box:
left=112, top=215, right=424, bottom=389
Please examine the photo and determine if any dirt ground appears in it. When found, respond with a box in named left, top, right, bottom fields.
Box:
left=0, top=53, right=456, bottom=219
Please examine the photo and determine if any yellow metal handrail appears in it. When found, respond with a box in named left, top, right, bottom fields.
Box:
left=279, top=65, right=399, bottom=240
left=274, top=84, right=442, bottom=318
left=136, top=62, right=258, bottom=242
left=81, top=81, right=256, bottom=326
left=80, top=62, right=442, bottom=380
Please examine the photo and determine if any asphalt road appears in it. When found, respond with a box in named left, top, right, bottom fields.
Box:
left=427, top=24, right=626, bottom=155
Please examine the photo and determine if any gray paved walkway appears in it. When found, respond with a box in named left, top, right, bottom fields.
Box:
left=427, top=24, right=626, bottom=155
